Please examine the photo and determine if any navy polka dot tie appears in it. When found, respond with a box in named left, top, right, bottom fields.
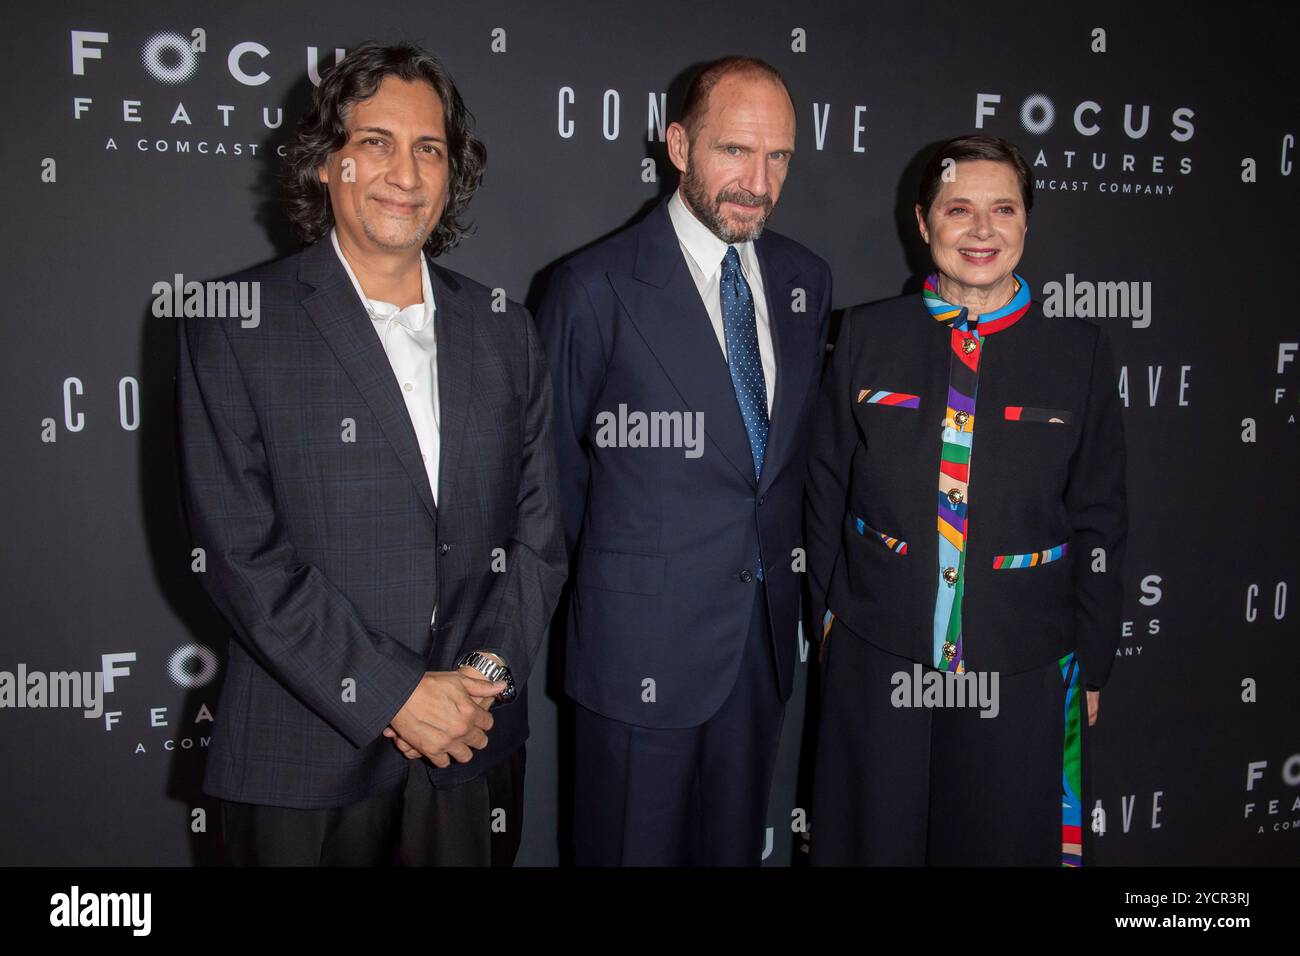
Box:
left=720, top=246, right=769, bottom=480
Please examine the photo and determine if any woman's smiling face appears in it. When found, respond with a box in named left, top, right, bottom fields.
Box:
left=916, top=159, right=1028, bottom=303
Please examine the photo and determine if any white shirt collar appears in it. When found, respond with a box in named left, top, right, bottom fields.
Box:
left=330, top=227, right=435, bottom=332
left=667, top=188, right=760, bottom=283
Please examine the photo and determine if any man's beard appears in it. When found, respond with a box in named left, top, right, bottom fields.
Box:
left=359, top=195, right=436, bottom=251
left=681, top=161, right=774, bottom=244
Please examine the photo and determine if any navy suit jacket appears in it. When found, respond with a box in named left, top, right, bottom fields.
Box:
left=537, top=198, right=832, bottom=728
left=177, top=237, right=567, bottom=808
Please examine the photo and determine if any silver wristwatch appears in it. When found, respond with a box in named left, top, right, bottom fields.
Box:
left=456, top=651, right=517, bottom=703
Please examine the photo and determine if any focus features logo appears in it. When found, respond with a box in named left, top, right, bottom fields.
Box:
left=975, top=92, right=1194, bottom=199
left=1244, top=756, right=1300, bottom=835
left=69, top=29, right=346, bottom=160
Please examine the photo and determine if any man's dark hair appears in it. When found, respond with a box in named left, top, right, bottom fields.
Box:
left=281, top=41, right=487, bottom=256
left=678, top=55, right=791, bottom=139
left=916, top=134, right=1034, bottom=216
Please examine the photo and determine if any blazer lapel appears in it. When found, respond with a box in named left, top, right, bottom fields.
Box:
left=428, top=263, right=473, bottom=509
left=299, top=239, right=438, bottom=523
left=608, top=202, right=758, bottom=487
left=754, top=236, right=815, bottom=495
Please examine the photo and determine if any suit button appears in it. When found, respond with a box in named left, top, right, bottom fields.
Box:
left=947, top=488, right=964, bottom=505
left=961, top=338, right=978, bottom=355
left=942, top=641, right=958, bottom=661
left=954, top=410, right=970, bottom=428
left=439, top=543, right=451, bottom=555
left=942, top=566, right=959, bottom=585
left=739, top=569, right=754, bottom=584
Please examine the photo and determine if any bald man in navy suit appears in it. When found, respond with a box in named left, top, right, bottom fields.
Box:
left=537, top=56, right=832, bottom=866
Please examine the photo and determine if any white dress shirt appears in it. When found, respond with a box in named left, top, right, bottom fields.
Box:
left=331, top=228, right=441, bottom=624
left=667, top=188, right=776, bottom=414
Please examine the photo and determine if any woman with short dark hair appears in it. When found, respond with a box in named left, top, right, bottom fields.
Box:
left=804, top=134, right=1127, bottom=865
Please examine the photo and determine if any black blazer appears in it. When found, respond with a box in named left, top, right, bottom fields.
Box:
left=537, top=199, right=832, bottom=727
left=804, top=292, right=1127, bottom=689
left=176, top=238, right=567, bottom=808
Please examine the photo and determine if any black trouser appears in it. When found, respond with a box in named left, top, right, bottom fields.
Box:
left=573, top=587, right=785, bottom=866
left=219, top=745, right=525, bottom=866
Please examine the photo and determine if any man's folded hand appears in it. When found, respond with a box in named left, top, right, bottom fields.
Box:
left=385, top=671, right=505, bottom=767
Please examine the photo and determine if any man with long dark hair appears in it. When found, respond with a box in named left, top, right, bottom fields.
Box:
left=176, top=42, right=566, bottom=866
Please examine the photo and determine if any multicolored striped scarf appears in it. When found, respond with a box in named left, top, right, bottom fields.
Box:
left=924, top=273, right=1082, bottom=866
left=924, top=272, right=1030, bottom=675
left=922, top=272, right=1031, bottom=332
left=1060, top=652, right=1084, bottom=866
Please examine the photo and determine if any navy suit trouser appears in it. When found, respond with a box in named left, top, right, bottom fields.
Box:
left=573, top=585, right=784, bottom=866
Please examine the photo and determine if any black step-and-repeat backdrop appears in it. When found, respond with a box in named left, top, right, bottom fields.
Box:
left=0, top=0, right=1295, bottom=866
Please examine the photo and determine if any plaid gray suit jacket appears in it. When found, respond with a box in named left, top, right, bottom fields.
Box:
left=176, top=237, right=566, bottom=809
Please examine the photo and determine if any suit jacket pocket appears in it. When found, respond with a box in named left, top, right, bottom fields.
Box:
left=1004, top=405, right=1073, bottom=424
left=577, top=547, right=666, bottom=595
left=857, top=388, right=920, bottom=408
left=853, top=515, right=908, bottom=555
left=992, top=542, right=1069, bottom=569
